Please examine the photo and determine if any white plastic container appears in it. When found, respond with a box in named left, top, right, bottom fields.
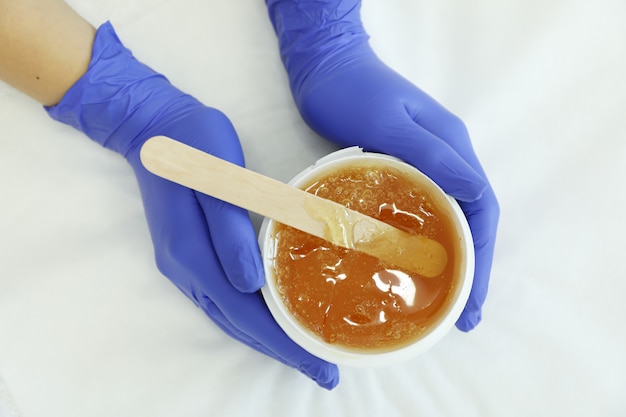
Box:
left=259, top=147, right=474, bottom=366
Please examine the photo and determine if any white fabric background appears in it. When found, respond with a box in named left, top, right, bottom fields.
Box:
left=1, top=1, right=625, bottom=416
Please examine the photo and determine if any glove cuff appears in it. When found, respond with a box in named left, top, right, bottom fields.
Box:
left=45, top=21, right=192, bottom=157
left=266, top=0, right=370, bottom=96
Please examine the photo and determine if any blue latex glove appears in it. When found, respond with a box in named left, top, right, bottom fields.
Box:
left=45, top=22, right=338, bottom=389
left=267, top=0, right=499, bottom=330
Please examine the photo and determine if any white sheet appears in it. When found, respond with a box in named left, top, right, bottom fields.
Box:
left=1, top=1, right=625, bottom=416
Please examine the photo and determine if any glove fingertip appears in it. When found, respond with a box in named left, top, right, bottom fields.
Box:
left=229, top=251, right=265, bottom=293
left=446, top=170, right=488, bottom=203
left=299, top=361, right=340, bottom=390
left=455, top=309, right=482, bottom=332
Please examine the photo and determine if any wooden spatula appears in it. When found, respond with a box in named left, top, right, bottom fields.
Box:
left=140, top=136, right=448, bottom=277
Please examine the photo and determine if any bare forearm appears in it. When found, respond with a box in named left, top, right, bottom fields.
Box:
left=0, top=0, right=95, bottom=106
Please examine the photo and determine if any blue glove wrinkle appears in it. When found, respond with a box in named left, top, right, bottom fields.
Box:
left=46, top=22, right=192, bottom=158
left=266, top=0, right=368, bottom=96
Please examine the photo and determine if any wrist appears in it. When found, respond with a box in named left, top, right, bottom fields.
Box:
left=45, top=21, right=196, bottom=158
left=266, top=0, right=370, bottom=94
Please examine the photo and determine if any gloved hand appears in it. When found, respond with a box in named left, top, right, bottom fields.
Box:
left=267, top=0, right=499, bottom=330
left=45, top=21, right=338, bottom=389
